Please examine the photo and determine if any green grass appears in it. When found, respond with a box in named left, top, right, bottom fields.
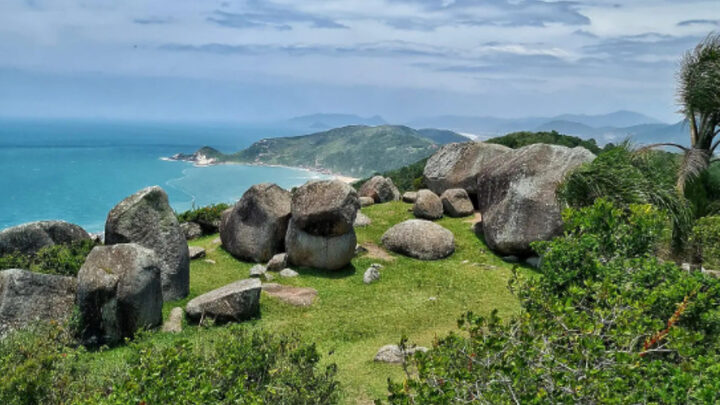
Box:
left=81, top=201, right=525, bottom=404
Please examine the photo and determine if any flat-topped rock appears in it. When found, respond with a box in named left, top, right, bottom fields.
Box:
left=0, top=269, right=77, bottom=336
left=291, top=180, right=360, bottom=237
left=185, top=278, right=261, bottom=324
left=374, top=344, right=428, bottom=364
left=105, top=186, right=189, bottom=301
left=188, top=246, right=206, bottom=259
left=402, top=192, right=417, bottom=203
left=0, top=220, right=90, bottom=256
left=220, top=183, right=291, bottom=263
left=262, top=283, right=317, bottom=307
left=382, top=220, right=454, bottom=260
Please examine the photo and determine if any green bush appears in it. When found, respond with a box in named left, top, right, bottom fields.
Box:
left=385, top=199, right=720, bottom=404
left=0, top=239, right=96, bottom=277
left=692, top=216, right=720, bottom=269
left=176, top=203, right=230, bottom=226
left=486, top=130, right=603, bottom=154
left=0, top=324, right=339, bottom=404
left=353, top=158, right=428, bottom=193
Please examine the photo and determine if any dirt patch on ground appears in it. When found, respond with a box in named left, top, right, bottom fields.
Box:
left=262, top=283, right=318, bottom=307
left=360, top=242, right=396, bottom=262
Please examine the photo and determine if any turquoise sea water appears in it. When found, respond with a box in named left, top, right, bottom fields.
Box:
left=0, top=119, right=326, bottom=232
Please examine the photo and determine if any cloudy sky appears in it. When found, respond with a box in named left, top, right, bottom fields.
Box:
left=1, top=0, right=718, bottom=123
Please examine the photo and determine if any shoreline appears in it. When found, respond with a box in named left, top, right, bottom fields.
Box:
left=161, top=157, right=360, bottom=184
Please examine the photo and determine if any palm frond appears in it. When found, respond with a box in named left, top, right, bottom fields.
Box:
left=677, top=148, right=711, bottom=193
left=636, top=143, right=689, bottom=153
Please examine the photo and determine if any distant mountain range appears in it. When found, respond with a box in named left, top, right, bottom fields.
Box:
left=283, top=111, right=688, bottom=146
left=170, top=125, right=467, bottom=177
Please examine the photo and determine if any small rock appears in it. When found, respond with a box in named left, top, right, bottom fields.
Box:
left=204, top=259, right=216, bottom=265
left=461, top=260, right=469, bottom=264
left=681, top=262, right=692, bottom=271
left=358, top=176, right=401, bottom=203
left=525, top=256, right=541, bottom=269
left=502, top=255, right=520, bottom=264
left=402, top=192, right=417, bottom=203
left=262, top=283, right=317, bottom=307
left=428, top=296, right=437, bottom=302
left=181, top=222, right=203, bottom=240
left=354, top=212, right=372, bottom=227
left=188, top=246, right=206, bottom=260
left=249, top=264, right=267, bottom=278
left=355, top=244, right=368, bottom=255
left=266, top=253, right=288, bottom=272
left=363, top=267, right=380, bottom=284
left=374, top=344, right=428, bottom=364
left=162, top=307, right=183, bottom=333
left=359, top=196, right=375, bottom=207
left=279, top=268, right=299, bottom=278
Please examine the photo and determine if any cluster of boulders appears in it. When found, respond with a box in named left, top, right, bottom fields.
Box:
left=220, top=180, right=360, bottom=271
left=424, top=141, right=596, bottom=256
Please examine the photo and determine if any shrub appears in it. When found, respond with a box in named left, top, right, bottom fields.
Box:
left=176, top=203, right=230, bottom=226
left=486, top=130, right=602, bottom=154
left=385, top=199, right=720, bottom=404
left=0, top=239, right=96, bottom=277
left=691, top=216, right=720, bottom=269
left=353, top=158, right=428, bottom=193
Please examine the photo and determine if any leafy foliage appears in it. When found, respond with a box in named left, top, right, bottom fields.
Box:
left=0, top=239, right=96, bottom=276
left=691, top=216, right=720, bottom=269
left=176, top=203, right=230, bottom=226
left=0, top=324, right=339, bottom=404
left=385, top=199, right=720, bottom=404
left=486, top=130, right=603, bottom=154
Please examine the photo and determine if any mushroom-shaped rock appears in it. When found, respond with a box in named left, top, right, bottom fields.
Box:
left=0, top=269, right=77, bottom=336
left=441, top=189, right=475, bottom=217
left=413, top=190, right=443, bottom=220
left=424, top=142, right=510, bottom=199
left=477, top=144, right=596, bottom=255
left=220, top=183, right=291, bottom=263
left=358, top=176, right=401, bottom=203
left=0, top=221, right=90, bottom=256
left=185, top=278, right=261, bottom=324
left=286, top=220, right=356, bottom=270
left=76, top=244, right=163, bottom=345
left=105, top=186, right=189, bottom=302
left=382, top=220, right=455, bottom=260
left=291, top=180, right=360, bottom=237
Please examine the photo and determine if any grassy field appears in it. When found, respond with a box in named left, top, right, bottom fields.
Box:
left=87, top=201, right=526, bottom=404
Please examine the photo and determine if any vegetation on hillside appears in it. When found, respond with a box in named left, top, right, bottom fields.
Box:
left=353, top=158, right=428, bottom=193
left=0, top=239, right=96, bottom=277
left=486, top=130, right=603, bottom=154
left=387, top=200, right=720, bottom=403
left=176, top=203, right=230, bottom=225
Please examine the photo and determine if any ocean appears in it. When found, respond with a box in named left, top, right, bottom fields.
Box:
left=0, top=119, right=327, bottom=233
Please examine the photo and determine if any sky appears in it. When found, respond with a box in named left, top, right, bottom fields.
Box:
left=0, top=0, right=718, bottom=123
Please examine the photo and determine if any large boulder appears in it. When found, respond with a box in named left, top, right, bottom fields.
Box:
left=105, top=186, right=189, bottom=301
left=76, top=244, right=163, bottom=345
left=402, top=192, right=418, bottom=203
left=424, top=142, right=511, bottom=199
left=477, top=144, right=596, bottom=255
left=185, top=278, right=261, bottom=324
left=0, top=269, right=77, bottom=335
left=413, top=190, right=443, bottom=220
left=382, top=220, right=455, bottom=260
left=220, top=183, right=291, bottom=263
left=358, top=176, right=401, bottom=203
left=0, top=221, right=90, bottom=256
left=441, top=189, right=474, bottom=217
left=291, top=180, right=360, bottom=237
left=286, top=220, right=356, bottom=270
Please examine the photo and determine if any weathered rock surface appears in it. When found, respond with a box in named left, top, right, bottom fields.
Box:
left=354, top=212, right=372, bottom=227
left=286, top=220, right=356, bottom=270
left=249, top=264, right=267, bottom=278
left=374, top=344, right=428, bottom=364
left=0, top=220, right=90, bottom=256
left=359, top=197, right=375, bottom=207
left=358, top=176, right=401, bottom=203
left=262, top=283, right=317, bottom=307
left=180, top=222, right=203, bottom=240
left=291, top=180, right=360, bottom=237
left=76, top=244, right=163, bottom=345
left=0, top=269, right=77, bottom=335
left=162, top=307, right=183, bottom=333
left=477, top=144, right=595, bottom=255
left=441, top=189, right=474, bottom=217
left=402, top=192, right=417, bottom=203
left=105, top=186, right=189, bottom=301
left=363, top=264, right=382, bottom=284
left=220, top=183, right=291, bottom=263
left=185, top=278, right=261, bottom=324
left=424, top=142, right=511, bottom=198
left=188, top=246, right=206, bottom=260
left=382, top=220, right=454, bottom=260
left=266, top=253, right=288, bottom=272
left=279, top=268, right=299, bottom=278
left=413, top=190, right=443, bottom=220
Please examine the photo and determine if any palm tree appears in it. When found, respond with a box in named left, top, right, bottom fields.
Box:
left=649, top=32, right=720, bottom=193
